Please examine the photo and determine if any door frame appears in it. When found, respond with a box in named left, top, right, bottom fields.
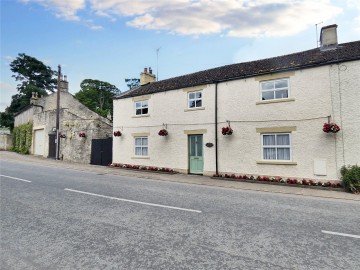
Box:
left=48, top=132, right=57, bottom=159
left=33, top=128, right=45, bottom=156
left=188, top=134, right=204, bottom=175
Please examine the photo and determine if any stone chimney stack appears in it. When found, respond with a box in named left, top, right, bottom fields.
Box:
left=59, top=75, right=69, bottom=92
left=30, top=92, right=39, bottom=105
left=320, top=24, right=338, bottom=50
left=140, top=67, right=156, bottom=86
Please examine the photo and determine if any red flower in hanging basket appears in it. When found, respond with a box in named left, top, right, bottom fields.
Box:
left=221, top=126, right=233, bottom=135
left=158, top=129, right=168, bottom=136
left=79, top=132, right=86, bottom=138
left=323, top=122, right=340, bottom=133
left=113, top=131, right=122, bottom=137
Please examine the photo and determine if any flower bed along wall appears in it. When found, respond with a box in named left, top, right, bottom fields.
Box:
left=212, top=174, right=343, bottom=191
left=110, top=163, right=177, bottom=174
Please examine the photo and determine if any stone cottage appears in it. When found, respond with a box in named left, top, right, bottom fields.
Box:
left=14, top=76, right=113, bottom=164
left=112, top=25, right=360, bottom=181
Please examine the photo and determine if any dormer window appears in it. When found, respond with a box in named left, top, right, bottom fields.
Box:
left=260, top=78, right=289, bottom=101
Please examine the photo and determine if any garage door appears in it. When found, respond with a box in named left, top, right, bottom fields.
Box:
left=34, top=129, right=45, bottom=156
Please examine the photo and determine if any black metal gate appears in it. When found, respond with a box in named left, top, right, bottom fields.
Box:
left=48, top=134, right=56, bottom=158
left=91, top=138, right=112, bottom=166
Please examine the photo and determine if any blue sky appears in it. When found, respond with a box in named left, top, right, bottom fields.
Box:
left=1, top=0, right=359, bottom=111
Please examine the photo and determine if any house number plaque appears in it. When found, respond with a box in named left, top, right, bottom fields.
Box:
left=205, top=143, right=214, bottom=148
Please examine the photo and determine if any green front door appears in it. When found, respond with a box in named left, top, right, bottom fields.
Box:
left=189, top=135, right=204, bottom=174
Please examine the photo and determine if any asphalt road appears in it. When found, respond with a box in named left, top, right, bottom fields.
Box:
left=1, top=159, right=359, bottom=270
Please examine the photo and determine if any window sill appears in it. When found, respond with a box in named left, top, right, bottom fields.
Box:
left=256, top=160, right=297, bottom=165
left=131, top=156, right=150, bottom=159
left=132, top=114, right=150, bottom=118
left=184, top=107, right=205, bottom=112
left=256, top=98, right=295, bottom=105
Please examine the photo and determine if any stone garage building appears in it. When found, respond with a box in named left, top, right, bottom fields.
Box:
left=14, top=77, right=113, bottom=164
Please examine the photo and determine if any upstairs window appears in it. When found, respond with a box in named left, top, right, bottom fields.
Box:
left=188, top=91, right=202, bottom=109
left=261, top=79, right=289, bottom=101
left=262, top=133, right=291, bottom=161
left=135, top=100, right=148, bottom=115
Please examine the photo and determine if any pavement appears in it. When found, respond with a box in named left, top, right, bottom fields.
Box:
left=1, top=151, right=359, bottom=202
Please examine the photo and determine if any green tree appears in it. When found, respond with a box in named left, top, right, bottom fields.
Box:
left=10, top=53, right=57, bottom=94
left=0, top=111, right=14, bottom=129
left=125, top=78, right=140, bottom=90
left=74, top=79, right=120, bottom=118
left=3, top=53, right=56, bottom=130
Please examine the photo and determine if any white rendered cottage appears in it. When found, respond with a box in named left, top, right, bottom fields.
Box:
left=113, top=25, right=360, bottom=181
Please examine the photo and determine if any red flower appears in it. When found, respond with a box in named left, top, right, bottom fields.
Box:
left=158, top=129, right=168, bottom=136
left=221, top=127, right=233, bottom=135
left=323, top=122, right=340, bottom=133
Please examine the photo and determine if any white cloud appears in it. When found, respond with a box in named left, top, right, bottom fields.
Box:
left=345, top=0, right=360, bottom=31
left=90, top=0, right=342, bottom=37
left=4, top=56, right=14, bottom=62
left=20, top=0, right=85, bottom=21
left=89, top=25, right=104, bottom=30
left=0, top=81, right=17, bottom=112
left=21, top=0, right=346, bottom=37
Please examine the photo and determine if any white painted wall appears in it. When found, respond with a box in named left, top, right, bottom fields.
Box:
left=113, top=85, right=216, bottom=174
left=329, top=61, right=360, bottom=170
left=113, top=60, right=360, bottom=181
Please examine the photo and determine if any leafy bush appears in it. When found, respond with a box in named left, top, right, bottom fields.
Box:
left=341, top=165, right=360, bottom=194
left=12, top=122, right=32, bottom=154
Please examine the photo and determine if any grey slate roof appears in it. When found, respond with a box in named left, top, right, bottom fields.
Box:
left=116, top=41, right=360, bottom=99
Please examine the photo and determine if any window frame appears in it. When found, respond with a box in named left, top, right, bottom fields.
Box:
left=261, top=133, right=292, bottom=161
left=134, top=136, right=148, bottom=157
left=260, top=78, right=290, bottom=101
left=187, top=90, right=203, bottom=109
left=134, top=100, right=149, bottom=116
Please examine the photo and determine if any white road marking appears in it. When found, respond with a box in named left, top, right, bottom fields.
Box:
left=322, top=230, right=360, bottom=239
left=64, top=188, right=202, bottom=213
left=0, top=174, right=32, bottom=183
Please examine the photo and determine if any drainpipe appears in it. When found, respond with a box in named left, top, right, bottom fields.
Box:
left=215, top=82, right=219, bottom=175
left=55, top=65, right=61, bottom=160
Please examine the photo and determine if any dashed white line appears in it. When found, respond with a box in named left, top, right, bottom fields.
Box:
left=0, top=175, right=32, bottom=183
left=322, top=230, right=360, bottom=239
left=64, top=188, right=202, bottom=213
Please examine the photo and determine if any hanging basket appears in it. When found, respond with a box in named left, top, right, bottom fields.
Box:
left=79, top=132, right=86, bottom=138
left=60, top=134, right=66, bottom=138
left=158, top=129, right=168, bottom=136
left=221, top=126, right=233, bottom=135
left=113, top=131, right=122, bottom=137
left=323, top=122, right=340, bottom=133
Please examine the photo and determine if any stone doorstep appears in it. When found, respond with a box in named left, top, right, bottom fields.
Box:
left=211, top=177, right=345, bottom=193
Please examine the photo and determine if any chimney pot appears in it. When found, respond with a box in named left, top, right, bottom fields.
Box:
left=144, top=67, right=148, bottom=73
left=149, top=67, right=152, bottom=74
